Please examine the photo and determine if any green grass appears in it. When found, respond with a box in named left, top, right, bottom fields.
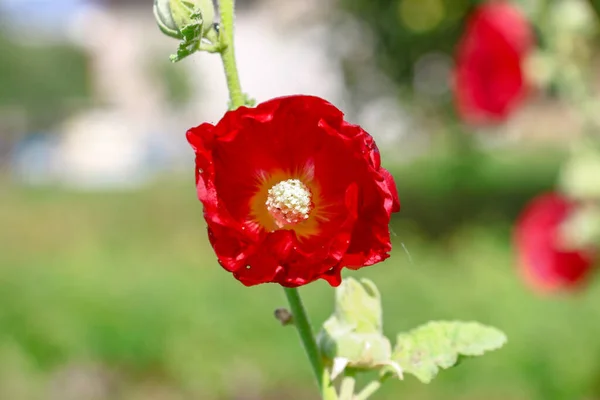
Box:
left=2, top=152, right=600, bottom=399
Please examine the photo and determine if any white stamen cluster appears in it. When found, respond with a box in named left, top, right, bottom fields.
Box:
left=266, top=179, right=313, bottom=227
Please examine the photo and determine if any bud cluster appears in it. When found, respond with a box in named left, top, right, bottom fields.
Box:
left=153, top=0, right=219, bottom=62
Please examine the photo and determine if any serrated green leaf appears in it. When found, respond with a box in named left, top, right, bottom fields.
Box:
left=391, top=321, right=506, bottom=383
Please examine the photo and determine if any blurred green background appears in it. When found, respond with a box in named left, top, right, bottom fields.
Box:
left=2, top=0, right=600, bottom=399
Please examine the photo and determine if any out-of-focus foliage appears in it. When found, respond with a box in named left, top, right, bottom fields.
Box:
left=4, top=0, right=600, bottom=398
left=2, top=151, right=600, bottom=400
left=338, top=0, right=600, bottom=104
left=338, top=0, right=477, bottom=100
left=151, top=59, right=194, bottom=106
left=0, top=33, right=89, bottom=130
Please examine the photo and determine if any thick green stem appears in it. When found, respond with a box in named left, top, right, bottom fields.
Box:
left=284, top=288, right=338, bottom=400
left=217, top=0, right=245, bottom=109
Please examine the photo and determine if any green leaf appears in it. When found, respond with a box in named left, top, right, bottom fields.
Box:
left=391, top=321, right=506, bottom=383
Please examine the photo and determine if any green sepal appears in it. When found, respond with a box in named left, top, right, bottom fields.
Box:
left=169, top=14, right=205, bottom=62
left=228, top=94, right=257, bottom=110
left=153, top=0, right=218, bottom=61
left=318, top=329, right=393, bottom=370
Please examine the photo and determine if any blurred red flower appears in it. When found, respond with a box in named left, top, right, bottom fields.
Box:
left=514, top=193, right=595, bottom=292
left=186, top=95, right=400, bottom=287
left=454, top=0, right=534, bottom=124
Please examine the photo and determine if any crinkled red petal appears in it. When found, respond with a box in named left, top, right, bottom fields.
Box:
left=187, top=95, right=400, bottom=286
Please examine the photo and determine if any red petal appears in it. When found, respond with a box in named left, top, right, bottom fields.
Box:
left=186, top=95, right=400, bottom=286
left=453, top=1, right=533, bottom=124
left=514, top=193, right=595, bottom=293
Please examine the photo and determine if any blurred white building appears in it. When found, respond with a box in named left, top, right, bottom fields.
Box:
left=6, top=0, right=410, bottom=189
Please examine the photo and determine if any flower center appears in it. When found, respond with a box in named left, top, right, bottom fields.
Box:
left=265, top=179, right=313, bottom=227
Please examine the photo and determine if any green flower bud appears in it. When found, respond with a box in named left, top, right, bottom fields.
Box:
left=334, top=278, right=383, bottom=333
left=317, top=278, right=394, bottom=377
left=318, top=329, right=392, bottom=370
left=153, top=0, right=215, bottom=40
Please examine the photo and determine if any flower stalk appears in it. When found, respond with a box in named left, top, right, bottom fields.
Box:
left=339, top=373, right=356, bottom=400
left=217, top=0, right=245, bottom=109
left=155, top=0, right=508, bottom=398
left=215, top=2, right=339, bottom=398
left=355, top=380, right=383, bottom=400
left=284, top=288, right=338, bottom=399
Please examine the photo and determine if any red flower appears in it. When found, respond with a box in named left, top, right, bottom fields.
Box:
left=514, top=193, right=595, bottom=292
left=186, top=95, right=400, bottom=287
left=454, top=0, right=534, bottom=124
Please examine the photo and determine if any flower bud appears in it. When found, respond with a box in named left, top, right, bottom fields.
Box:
left=317, top=278, right=394, bottom=376
left=334, top=278, right=383, bottom=333
left=153, top=0, right=215, bottom=39
left=319, top=330, right=392, bottom=370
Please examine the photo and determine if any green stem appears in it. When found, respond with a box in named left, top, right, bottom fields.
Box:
left=217, top=0, right=245, bottom=109
left=284, top=288, right=338, bottom=400
left=321, top=364, right=338, bottom=400
left=215, top=1, right=333, bottom=397
left=354, top=381, right=383, bottom=400
left=339, top=373, right=356, bottom=400
left=354, top=374, right=391, bottom=400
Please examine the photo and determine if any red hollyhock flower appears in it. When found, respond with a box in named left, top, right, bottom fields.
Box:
left=454, top=0, right=534, bottom=124
left=186, top=95, right=400, bottom=287
left=514, top=193, right=595, bottom=292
